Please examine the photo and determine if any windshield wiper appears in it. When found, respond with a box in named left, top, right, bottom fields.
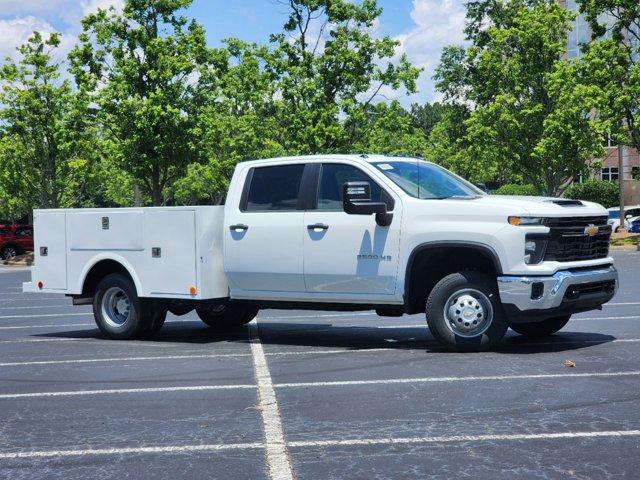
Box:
left=426, top=195, right=482, bottom=200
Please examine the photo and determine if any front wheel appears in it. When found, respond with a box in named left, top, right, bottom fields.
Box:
left=196, top=301, right=258, bottom=328
left=426, top=271, right=508, bottom=352
left=510, top=315, right=571, bottom=337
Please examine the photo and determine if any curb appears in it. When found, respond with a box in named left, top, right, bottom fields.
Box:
left=610, top=245, right=640, bottom=251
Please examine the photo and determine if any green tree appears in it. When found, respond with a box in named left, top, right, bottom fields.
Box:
left=0, top=32, right=95, bottom=219
left=434, top=0, right=604, bottom=195
left=576, top=0, right=640, bottom=153
left=263, top=0, right=421, bottom=154
left=409, top=102, right=447, bottom=138
left=69, top=0, right=219, bottom=206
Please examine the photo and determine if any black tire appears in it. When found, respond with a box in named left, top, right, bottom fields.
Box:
left=510, top=315, right=571, bottom=337
left=196, top=301, right=258, bottom=328
left=0, top=245, right=19, bottom=260
left=426, top=271, right=508, bottom=352
left=139, top=300, right=167, bottom=338
left=93, top=273, right=161, bottom=340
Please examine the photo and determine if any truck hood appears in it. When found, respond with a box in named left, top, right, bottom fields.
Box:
left=472, top=195, right=608, bottom=217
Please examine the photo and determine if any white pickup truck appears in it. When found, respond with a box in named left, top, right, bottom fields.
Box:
left=24, top=155, right=618, bottom=351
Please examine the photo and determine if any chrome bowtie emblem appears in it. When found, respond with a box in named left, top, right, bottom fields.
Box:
left=584, top=225, right=599, bottom=237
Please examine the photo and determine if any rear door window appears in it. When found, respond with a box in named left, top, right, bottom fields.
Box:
left=243, top=164, right=306, bottom=212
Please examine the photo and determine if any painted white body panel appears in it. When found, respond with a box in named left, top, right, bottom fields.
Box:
left=26, top=154, right=613, bottom=309
left=30, top=207, right=228, bottom=300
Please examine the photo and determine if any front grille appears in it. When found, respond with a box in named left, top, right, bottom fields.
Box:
left=564, top=280, right=616, bottom=301
left=543, top=216, right=611, bottom=262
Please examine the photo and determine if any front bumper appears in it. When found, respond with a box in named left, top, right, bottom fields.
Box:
left=497, top=265, right=618, bottom=321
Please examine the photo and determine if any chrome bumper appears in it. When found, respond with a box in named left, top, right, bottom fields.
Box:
left=497, top=265, right=618, bottom=312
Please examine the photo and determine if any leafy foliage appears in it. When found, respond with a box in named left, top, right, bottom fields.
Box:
left=0, top=32, right=97, bottom=219
left=564, top=180, right=620, bottom=208
left=491, top=184, right=539, bottom=196
left=433, top=0, right=605, bottom=195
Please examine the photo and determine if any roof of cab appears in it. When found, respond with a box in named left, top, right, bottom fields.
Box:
left=243, top=154, right=426, bottom=165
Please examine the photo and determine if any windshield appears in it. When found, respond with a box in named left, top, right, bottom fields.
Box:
left=372, top=161, right=483, bottom=199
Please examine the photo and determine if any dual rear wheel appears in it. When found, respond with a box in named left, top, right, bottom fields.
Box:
left=93, top=273, right=257, bottom=340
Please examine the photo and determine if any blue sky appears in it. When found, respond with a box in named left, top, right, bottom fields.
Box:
left=0, top=0, right=468, bottom=103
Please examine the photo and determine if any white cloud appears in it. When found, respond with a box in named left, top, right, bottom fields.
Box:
left=0, top=16, right=57, bottom=61
left=397, top=0, right=467, bottom=103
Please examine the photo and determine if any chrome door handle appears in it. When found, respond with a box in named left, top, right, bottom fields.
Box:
left=230, top=224, right=249, bottom=232
left=307, top=223, right=329, bottom=231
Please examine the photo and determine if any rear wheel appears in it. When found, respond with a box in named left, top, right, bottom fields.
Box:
left=510, top=315, right=571, bottom=337
left=426, top=271, right=508, bottom=352
left=196, top=301, right=258, bottom=328
left=93, top=273, right=165, bottom=339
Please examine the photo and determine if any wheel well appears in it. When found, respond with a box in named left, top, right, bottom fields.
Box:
left=82, top=260, right=134, bottom=297
left=405, top=245, right=501, bottom=315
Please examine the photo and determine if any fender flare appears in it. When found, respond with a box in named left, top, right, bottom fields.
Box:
left=77, top=253, right=143, bottom=296
left=403, top=241, right=504, bottom=306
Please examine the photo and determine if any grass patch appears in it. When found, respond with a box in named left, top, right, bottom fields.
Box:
left=611, top=233, right=640, bottom=247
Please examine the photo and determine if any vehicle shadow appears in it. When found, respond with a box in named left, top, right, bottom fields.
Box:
left=35, top=319, right=617, bottom=354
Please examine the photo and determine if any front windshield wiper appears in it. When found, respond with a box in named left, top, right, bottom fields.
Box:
left=426, top=195, right=482, bottom=200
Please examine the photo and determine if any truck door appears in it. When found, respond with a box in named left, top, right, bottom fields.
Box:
left=303, top=162, right=402, bottom=296
left=224, top=163, right=307, bottom=293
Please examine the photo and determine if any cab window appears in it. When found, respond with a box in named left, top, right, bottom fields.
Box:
left=316, top=163, right=393, bottom=212
left=243, top=164, right=306, bottom=212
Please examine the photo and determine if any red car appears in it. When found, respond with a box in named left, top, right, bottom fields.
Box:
left=0, top=224, right=34, bottom=260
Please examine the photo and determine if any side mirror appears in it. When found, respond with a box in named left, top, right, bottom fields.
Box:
left=343, top=181, right=393, bottom=227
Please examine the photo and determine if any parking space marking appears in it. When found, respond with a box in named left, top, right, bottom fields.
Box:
left=274, top=370, right=640, bottom=389
left=0, top=353, right=253, bottom=367
left=0, top=322, right=93, bottom=330
left=0, top=442, right=264, bottom=460
left=288, top=430, right=640, bottom=449
left=2, top=429, right=638, bottom=460
left=249, top=321, right=294, bottom=480
left=3, top=370, right=639, bottom=400
left=0, top=312, right=90, bottom=320
left=0, top=384, right=256, bottom=400
left=0, top=304, right=77, bottom=311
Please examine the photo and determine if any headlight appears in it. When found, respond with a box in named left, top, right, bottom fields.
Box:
left=524, top=236, right=547, bottom=265
left=508, top=216, right=546, bottom=226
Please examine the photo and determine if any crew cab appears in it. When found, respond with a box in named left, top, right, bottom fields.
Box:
left=23, top=155, right=618, bottom=351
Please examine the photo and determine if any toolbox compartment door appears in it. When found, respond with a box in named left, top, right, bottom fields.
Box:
left=33, top=211, right=67, bottom=290
left=144, top=210, right=197, bottom=296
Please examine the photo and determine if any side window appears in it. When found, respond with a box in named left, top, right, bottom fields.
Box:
left=243, top=164, right=306, bottom=212
left=16, top=227, right=32, bottom=237
left=317, top=163, right=393, bottom=212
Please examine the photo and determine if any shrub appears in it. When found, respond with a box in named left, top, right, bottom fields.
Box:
left=491, top=184, right=539, bottom=196
left=564, top=180, right=619, bottom=208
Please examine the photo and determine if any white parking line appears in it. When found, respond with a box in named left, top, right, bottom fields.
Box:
left=2, top=370, right=638, bottom=400
left=0, top=312, right=90, bottom=320
left=249, top=321, right=294, bottom=480
left=0, top=323, right=93, bottom=330
left=0, top=353, right=252, bottom=367
left=0, top=304, right=77, bottom=311
left=0, top=442, right=264, bottom=459
left=1, top=429, right=638, bottom=460
left=274, top=370, right=640, bottom=389
left=288, top=430, right=640, bottom=449
left=0, top=384, right=256, bottom=400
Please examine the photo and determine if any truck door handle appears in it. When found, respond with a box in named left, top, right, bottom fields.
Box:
left=307, top=223, right=329, bottom=231
left=230, top=224, right=249, bottom=232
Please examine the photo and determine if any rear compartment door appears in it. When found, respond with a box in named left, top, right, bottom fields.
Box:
left=33, top=211, right=67, bottom=290
left=144, top=210, right=197, bottom=296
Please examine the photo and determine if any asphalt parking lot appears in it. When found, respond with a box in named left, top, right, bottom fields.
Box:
left=0, top=251, right=638, bottom=479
